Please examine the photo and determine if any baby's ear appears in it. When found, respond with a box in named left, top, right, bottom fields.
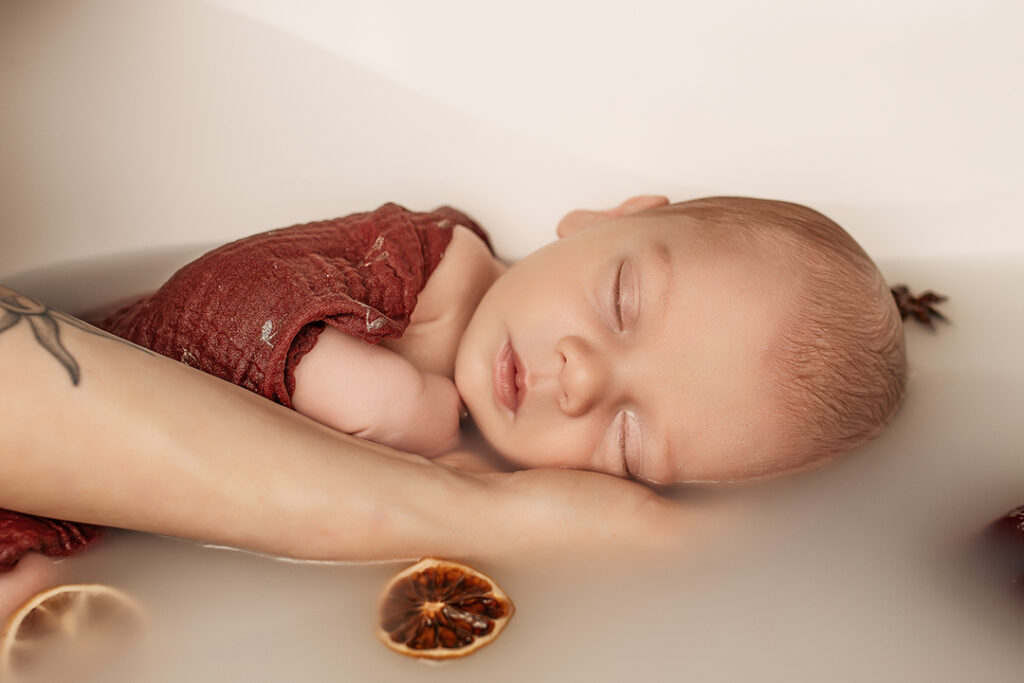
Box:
left=556, top=195, right=669, bottom=238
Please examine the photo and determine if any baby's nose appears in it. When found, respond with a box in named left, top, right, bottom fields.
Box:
left=556, top=336, right=610, bottom=417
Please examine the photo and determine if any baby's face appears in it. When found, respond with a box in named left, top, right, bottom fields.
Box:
left=454, top=204, right=798, bottom=484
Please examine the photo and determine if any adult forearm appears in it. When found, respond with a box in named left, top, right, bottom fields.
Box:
left=0, top=288, right=486, bottom=561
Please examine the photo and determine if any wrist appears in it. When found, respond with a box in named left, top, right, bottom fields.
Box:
left=277, top=439, right=497, bottom=562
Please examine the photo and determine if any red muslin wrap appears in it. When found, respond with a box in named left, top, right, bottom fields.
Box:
left=0, top=203, right=488, bottom=572
left=101, top=202, right=489, bottom=404
left=0, top=511, right=103, bottom=572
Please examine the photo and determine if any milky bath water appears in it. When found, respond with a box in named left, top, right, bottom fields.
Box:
left=3, top=1, right=1022, bottom=679
left=3, top=253, right=1022, bottom=682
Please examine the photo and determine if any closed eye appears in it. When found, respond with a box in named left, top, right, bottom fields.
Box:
left=611, top=258, right=639, bottom=332
left=611, top=260, right=624, bottom=329
left=618, top=411, right=643, bottom=478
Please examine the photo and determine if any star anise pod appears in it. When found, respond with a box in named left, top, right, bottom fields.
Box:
left=891, top=285, right=948, bottom=328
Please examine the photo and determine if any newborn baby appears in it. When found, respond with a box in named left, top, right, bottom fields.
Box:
left=106, top=195, right=907, bottom=485
left=0, top=193, right=906, bottom=603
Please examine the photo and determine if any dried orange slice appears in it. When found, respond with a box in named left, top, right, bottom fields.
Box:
left=377, top=558, right=514, bottom=659
left=0, top=583, right=146, bottom=679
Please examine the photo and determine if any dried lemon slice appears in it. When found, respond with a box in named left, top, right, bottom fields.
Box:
left=377, top=558, right=514, bottom=659
left=0, top=583, right=146, bottom=679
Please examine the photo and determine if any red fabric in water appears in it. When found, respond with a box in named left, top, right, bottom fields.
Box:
left=0, top=510, right=102, bottom=572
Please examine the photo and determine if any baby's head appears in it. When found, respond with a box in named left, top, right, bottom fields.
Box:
left=454, top=195, right=905, bottom=484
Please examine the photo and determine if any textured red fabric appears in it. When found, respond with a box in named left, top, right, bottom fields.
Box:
left=0, top=510, right=102, bottom=572
left=0, top=203, right=489, bottom=572
left=100, top=203, right=489, bottom=405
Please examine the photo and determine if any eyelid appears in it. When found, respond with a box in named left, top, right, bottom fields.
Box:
left=618, top=260, right=638, bottom=329
left=611, top=261, right=624, bottom=329
left=610, top=259, right=641, bottom=330
left=618, top=411, right=643, bottom=476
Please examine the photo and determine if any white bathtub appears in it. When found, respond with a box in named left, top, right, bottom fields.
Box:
left=2, top=1, right=1022, bottom=680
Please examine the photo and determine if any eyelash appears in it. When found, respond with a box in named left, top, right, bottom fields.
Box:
left=612, top=261, right=624, bottom=329
left=618, top=412, right=628, bottom=462
left=618, top=411, right=641, bottom=477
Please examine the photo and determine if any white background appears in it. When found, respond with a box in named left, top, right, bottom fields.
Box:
left=2, top=0, right=1022, bottom=278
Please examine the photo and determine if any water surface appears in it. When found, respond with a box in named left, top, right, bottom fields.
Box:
left=4, top=254, right=1023, bottom=681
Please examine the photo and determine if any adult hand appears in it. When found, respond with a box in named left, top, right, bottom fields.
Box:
left=473, top=467, right=686, bottom=558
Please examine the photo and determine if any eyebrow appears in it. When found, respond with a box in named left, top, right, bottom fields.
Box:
left=649, top=240, right=674, bottom=321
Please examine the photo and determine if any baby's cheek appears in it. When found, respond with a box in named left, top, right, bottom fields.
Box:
left=493, top=419, right=601, bottom=473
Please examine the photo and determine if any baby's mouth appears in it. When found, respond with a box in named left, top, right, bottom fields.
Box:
left=493, top=338, right=521, bottom=415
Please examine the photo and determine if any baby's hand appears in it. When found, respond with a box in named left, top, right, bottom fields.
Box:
left=377, top=371, right=462, bottom=457
left=292, top=326, right=462, bottom=457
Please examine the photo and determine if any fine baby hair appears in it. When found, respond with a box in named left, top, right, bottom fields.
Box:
left=657, top=196, right=907, bottom=478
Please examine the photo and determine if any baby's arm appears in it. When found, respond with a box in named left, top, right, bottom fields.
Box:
left=290, top=326, right=461, bottom=457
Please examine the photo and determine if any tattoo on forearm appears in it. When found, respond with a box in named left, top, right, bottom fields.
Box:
left=0, top=286, right=156, bottom=386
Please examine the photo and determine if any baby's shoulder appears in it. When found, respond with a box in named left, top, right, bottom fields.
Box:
left=415, top=225, right=501, bottom=323
left=444, top=224, right=499, bottom=276
left=380, top=225, right=503, bottom=377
